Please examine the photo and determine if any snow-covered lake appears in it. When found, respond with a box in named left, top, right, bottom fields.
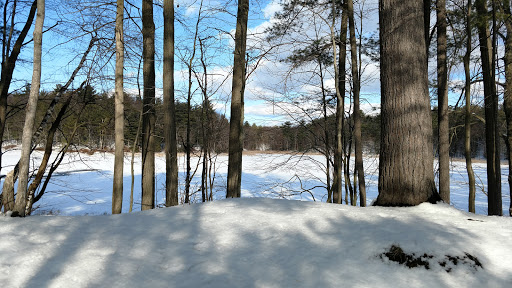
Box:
left=0, top=149, right=510, bottom=216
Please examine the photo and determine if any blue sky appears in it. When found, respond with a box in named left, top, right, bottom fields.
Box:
left=9, top=0, right=382, bottom=127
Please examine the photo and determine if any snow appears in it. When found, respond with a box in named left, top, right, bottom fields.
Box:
left=1, top=198, right=511, bottom=287
left=0, top=149, right=511, bottom=287
left=0, top=149, right=508, bottom=216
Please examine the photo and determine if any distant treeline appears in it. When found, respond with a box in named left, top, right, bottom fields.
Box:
left=3, top=85, right=500, bottom=158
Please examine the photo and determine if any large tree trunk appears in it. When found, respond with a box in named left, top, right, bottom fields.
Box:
left=475, top=0, right=502, bottom=216
left=502, top=0, right=512, bottom=216
left=226, top=0, right=249, bottom=198
left=348, top=0, right=366, bottom=207
left=333, top=0, right=348, bottom=205
left=14, top=0, right=44, bottom=216
left=0, top=1, right=36, bottom=175
left=437, top=0, right=450, bottom=204
left=375, top=0, right=440, bottom=206
left=141, top=0, right=156, bottom=210
left=465, top=0, right=476, bottom=213
left=112, top=0, right=124, bottom=214
left=164, top=0, right=178, bottom=207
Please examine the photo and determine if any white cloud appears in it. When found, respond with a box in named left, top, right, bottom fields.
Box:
left=263, top=0, right=283, bottom=18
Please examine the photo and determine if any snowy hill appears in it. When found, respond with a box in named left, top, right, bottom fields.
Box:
left=1, top=198, right=511, bottom=287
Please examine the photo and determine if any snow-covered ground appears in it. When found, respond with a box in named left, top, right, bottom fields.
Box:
left=1, top=198, right=511, bottom=287
left=1, top=150, right=511, bottom=287
left=0, top=149, right=509, bottom=216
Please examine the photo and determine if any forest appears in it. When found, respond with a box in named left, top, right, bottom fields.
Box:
left=1, top=1, right=512, bottom=287
left=0, top=0, right=511, bottom=218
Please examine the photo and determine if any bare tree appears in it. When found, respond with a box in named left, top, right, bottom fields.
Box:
left=0, top=1, right=37, bottom=174
left=375, top=0, right=440, bottom=206
left=164, top=0, right=178, bottom=207
left=112, top=0, right=124, bottom=214
left=501, top=0, right=512, bottom=216
left=141, top=0, right=155, bottom=210
left=464, top=0, right=476, bottom=213
left=475, top=0, right=501, bottom=216
left=437, top=0, right=450, bottom=204
left=13, top=0, right=44, bottom=217
left=347, top=0, right=365, bottom=207
left=333, top=0, right=348, bottom=205
left=227, top=0, right=249, bottom=198
left=1, top=35, right=96, bottom=213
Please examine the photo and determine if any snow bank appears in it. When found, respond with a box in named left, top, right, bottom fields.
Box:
left=1, top=198, right=510, bottom=287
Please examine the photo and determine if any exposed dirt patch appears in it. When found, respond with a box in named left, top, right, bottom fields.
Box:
left=380, top=244, right=483, bottom=273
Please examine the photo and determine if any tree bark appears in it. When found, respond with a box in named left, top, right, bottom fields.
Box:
left=475, top=0, right=502, bottom=216
left=348, top=0, right=366, bottom=207
left=112, top=0, right=124, bottom=214
left=226, top=0, right=249, bottom=198
left=333, top=0, right=348, bottom=205
left=437, top=0, right=450, bottom=203
left=26, top=94, right=72, bottom=214
left=0, top=0, right=36, bottom=175
left=1, top=36, right=94, bottom=213
left=465, top=0, right=476, bottom=213
left=14, top=0, right=44, bottom=216
left=502, top=0, right=512, bottom=216
left=375, top=0, right=440, bottom=206
left=164, top=0, right=178, bottom=207
left=141, top=0, right=156, bottom=210
left=424, top=0, right=431, bottom=58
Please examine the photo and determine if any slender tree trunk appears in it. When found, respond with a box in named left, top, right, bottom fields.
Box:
left=344, top=134, right=353, bottom=204
left=0, top=1, right=36, bottom=175
left=1, top=37, right=93, bottom=212
left=184, top=1, right=203, bottom=203
left=348, top=0, right=366, bottom=207
left=130, top=63, right=143, bottom=212
left=437, top=0, right=450, bottom=204
left=465, top=0, right=476, bottom=213
left=200, top=39, right=209, bottom=203
left=112, top=0, right=124, bottom=214
left=227, top=0, right=249, bottom=198
left=424, top=0, right=431, bottom=58
left=164, top=0, right=178, bottom=207
left=141, top=0, right=156, bottom=210
left=475, top=0, right=502, bottom=216
left=185, top=77, right=191, bottom=203
left=26, top=95, right=71, bottom=214
left=502, top=0, right=512, bottom=216
left=319, top=60, right=331, bottom=202
left=13, top=0, right=44, bottom=216
left=376, top=0, right=440, bottom=206
left=334, top=0, right=348, bottom=205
